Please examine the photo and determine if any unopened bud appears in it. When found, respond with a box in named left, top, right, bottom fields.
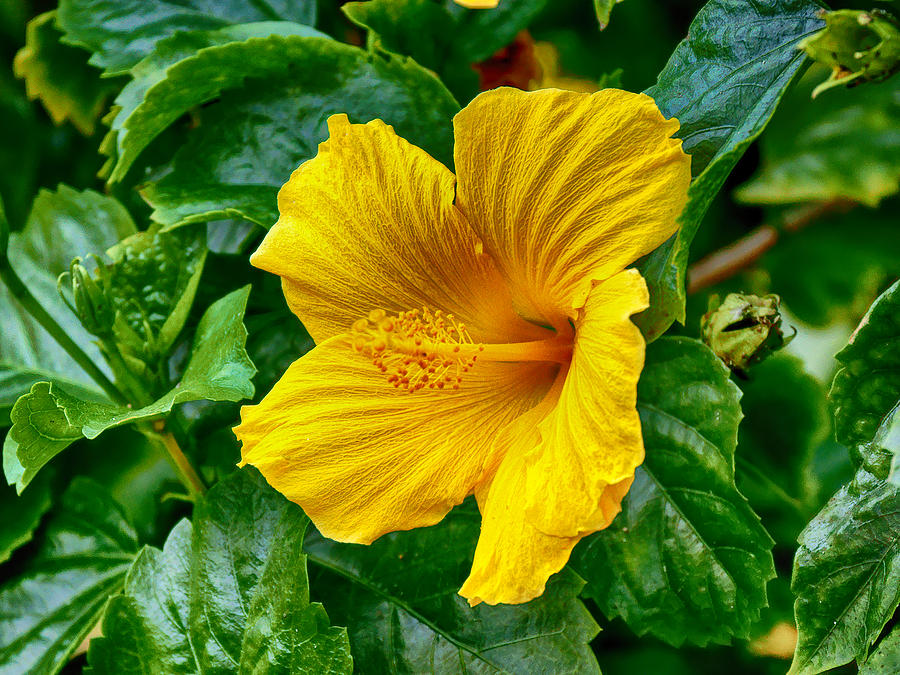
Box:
left=701, top=293, right=795, bottom=373
left=60, top=257, right=115, bottom=336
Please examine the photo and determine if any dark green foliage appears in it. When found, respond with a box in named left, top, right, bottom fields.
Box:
left=306, top=504, right=601, bottom=673
left=56, top=0, right=318, bottom=75
left=636, top=0, right=823, bottom=340
left=0, top=479, right=138, bottom=675
left=86, top=469, right=352, bottom=674
left=790, top=470, right=900, bottom=674
left=831, top=280, right=900, bottom=458
left=142, top=37, right=459, bottom=229
left=571, top=337, right=775, bottom=646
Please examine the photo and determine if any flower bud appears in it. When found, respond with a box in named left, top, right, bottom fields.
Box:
left=61, top=257, right=115, bottom=337
left=701, top=293, right=794, bottom=373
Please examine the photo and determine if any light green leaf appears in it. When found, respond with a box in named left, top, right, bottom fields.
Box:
left=0, top=186, right=136, bottom=410
left=103, top=226, right=208, bottom=370
left=874, top=403, right=900, bottom=487
left=789, top=470, right=900, bottom=674
left=635, top=0, right=823, bottom=340
left=56, top=0, right=318, bottom=76
left=4, top=286, right=255, bottom=491
left=571, top=337, right=776, bottom=646
left=860, top=624, right=900, bottom=675
left=105, top=22, right=326, bottom=183
left=1, top=365, right=107, bottom=427
left=593, top=0, right=625, bottom=29
left=86, top=469, right=352, bottom=674
left=141, top=38, right=459, bottom=228
left=831, top=279, right=900, bottom=464
left=0, top=479, right=137, bottom=675
left=305, top=503, right=601, bottom=673
left=0, top=471, right=51, bottom=564
left=736, top=74, right=900, bottom=207
left=13, top=11, right=122, bottom=135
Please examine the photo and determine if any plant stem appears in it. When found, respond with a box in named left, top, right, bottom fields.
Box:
left=150, top=419, right=206, bottom=498
left=686, top=198, right=855, bottom=295
left=0, top=258, right=128, bottom=405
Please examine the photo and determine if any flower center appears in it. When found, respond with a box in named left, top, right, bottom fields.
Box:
left=351, top=308, right=572, bottom=393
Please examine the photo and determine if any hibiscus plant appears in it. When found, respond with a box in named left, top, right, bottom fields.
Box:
left=1, top=0, right=899, bottom=673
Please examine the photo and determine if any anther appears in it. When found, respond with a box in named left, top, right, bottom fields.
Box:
left=349, top=306, right=480, bottom=393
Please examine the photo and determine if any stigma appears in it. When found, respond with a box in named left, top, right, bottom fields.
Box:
left=351, top=308, right=481, bottom=393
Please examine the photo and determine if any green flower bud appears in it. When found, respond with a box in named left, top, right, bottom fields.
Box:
left=799, top=9, right=900, bottom=97
left=59, top=257, right=115, bottom=337
left=701, top=293, right=795, bottom=374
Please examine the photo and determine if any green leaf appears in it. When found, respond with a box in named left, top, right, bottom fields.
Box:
left=761, top=202, right=900, bottom=327
left=1, top=365, right=107, bottom=427
left=0, top=186, right=136, bottom=408
left=0, top=470, right=51, bottom=563
left=13, top=11, right=122, bottom=135
left=736, top=74, right=900, bottom=207
left=735, top=354, right=830, bottom=545
left=343, top=0, right=548, bottom=103
left=443, top=0, right=549, bottom=64
left=635, top=0, right=823, bottom=340
left=860, top=624, right=900, bottom=674
left=0, top=479, right=137, bottom=675
left=831, top=279, right=900, bottom=460
left=105, top=22, right=326, bottom=183
left=789, top=469, right=900, bottom=674
left=86, top=469, right=353, bottom=674
left=343, top=0, right=479, bottom=102
left=141, top=38, right=459, bottom=228
left=305, top=503, right=601, bottom=673
left=594, top=0, right=625, bottom=29
left=4, top=286, right=256, bottom=491
left=103, top=225, right=208, bottom=370
left=571, top=337, right=776, bottom=646
left=875, top=403, right=900, bottom=487
left=56, top=0, right=318, bottom=76
left=245, top=310, right=314, bottom=394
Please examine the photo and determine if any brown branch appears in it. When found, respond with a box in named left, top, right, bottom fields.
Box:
left=686, top=198, right=855, bottom=295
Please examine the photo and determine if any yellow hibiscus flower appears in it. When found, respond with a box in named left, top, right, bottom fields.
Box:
left=234, top=87, right=691, bottom=605
left=454, top=0, right=500, bottom=8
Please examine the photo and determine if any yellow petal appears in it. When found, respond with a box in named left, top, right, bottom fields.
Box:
left=524, top=269, right=648, bottom=537
left=453, top=0, right=500, bottom=7
left=252, top=114, right=539, bottom=345
left=459, top=401, right=581, bottom=606
left=234, top=335, right=557, bottom=545
left=453, top=87, right=691, bottom=328
left=459, top=273, right=645, bottom=605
